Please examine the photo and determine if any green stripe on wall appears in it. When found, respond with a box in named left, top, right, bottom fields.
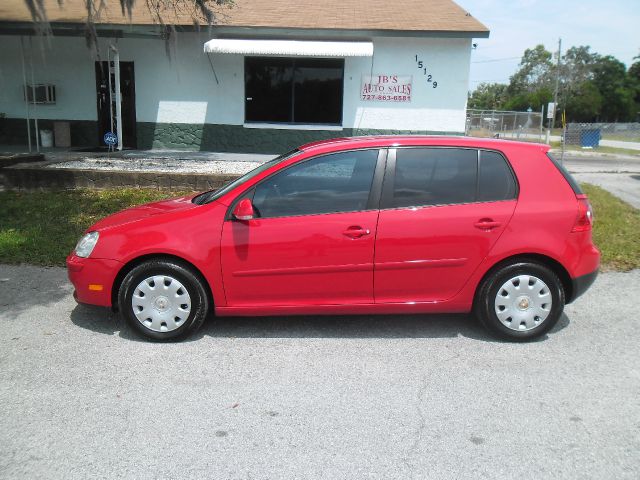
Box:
left=0, top=118, right=98, bottom=147
left=136, top=122, right=462, bottom=154
left=1, top=117, right=461, bottom=154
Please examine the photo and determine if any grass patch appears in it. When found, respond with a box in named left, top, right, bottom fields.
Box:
left=582, top=183, right=640, bottom=271
left=1, top=185, right=638, bottom=272
left=0, top=188, right=194, bottom=266
left=601, top=134, right=640, bottom=143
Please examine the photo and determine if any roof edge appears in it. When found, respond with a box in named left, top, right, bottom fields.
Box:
left=0, top=21, right=490, bottom=39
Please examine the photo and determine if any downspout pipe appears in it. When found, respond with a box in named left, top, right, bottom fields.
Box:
left=19, top=36, right=31, bottom=152
left=110, top=44, right=123, bottom=151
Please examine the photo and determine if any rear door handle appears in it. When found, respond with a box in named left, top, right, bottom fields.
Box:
left=474, top=219, right=502, bottom=230
left=343, top=226, right=371, bottom=239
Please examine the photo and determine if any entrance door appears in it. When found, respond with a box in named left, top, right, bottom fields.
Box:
left=95, top=61, right=137, bottom=148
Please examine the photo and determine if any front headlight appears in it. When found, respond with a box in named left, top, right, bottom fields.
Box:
left=74, top=231, right=99, bottom=258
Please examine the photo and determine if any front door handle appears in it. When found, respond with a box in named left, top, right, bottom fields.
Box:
left=343, top=226, right=371, bottom=239
left=474, top=218, right=502, bottom=230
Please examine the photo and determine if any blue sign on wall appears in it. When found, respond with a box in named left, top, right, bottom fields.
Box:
left=103, top=131, right=118, bottom=146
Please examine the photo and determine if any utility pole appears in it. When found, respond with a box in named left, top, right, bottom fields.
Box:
left=551, top=38, right=562, bottom=131
left=545, top=38, right=562, bottom=144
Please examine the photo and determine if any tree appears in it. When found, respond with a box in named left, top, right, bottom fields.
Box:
left=507, top=44, right=553, bottom=96
left=559, top=46, right=598, bottom=103
left=469, top=43, right=640, bottom=122
left=563, top=81, right=603, bottom=122
left=25, top=0, right=229, bottom=26
left=24, top=0, right=233, bottom=52
left=592, top=55, right=636, bottom=121
left=561, top=46, right=599, bottom=83
left=502, top=44, right=556, bottom=120
left=628, top=54, right=640, bottom=117
left=503, top=87, right=552, bottom=112
left=629, top=54, right=640, bottom=81
left=467, top=83, right=508, bottom=110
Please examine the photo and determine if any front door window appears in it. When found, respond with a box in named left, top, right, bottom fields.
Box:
left=252, top=149, right=379, bottom=218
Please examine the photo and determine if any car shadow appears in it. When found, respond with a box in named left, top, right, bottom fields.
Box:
left=0, top=265, right=74, bottom=318
left=70, top=304, right=571, bottom=343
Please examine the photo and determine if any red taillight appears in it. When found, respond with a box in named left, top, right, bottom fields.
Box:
left=572, top=194, right=593, bottom=232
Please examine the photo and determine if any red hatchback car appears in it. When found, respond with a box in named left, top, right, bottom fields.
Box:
left=67, top=136, right=599, bottom=341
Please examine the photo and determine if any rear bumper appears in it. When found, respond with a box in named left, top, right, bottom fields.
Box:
left=67, top=254, right=122, bottom=307
left=568, top=269, right=598, bottom=304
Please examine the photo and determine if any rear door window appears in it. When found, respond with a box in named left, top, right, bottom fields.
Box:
left=390, top=148, right=478, bottom=208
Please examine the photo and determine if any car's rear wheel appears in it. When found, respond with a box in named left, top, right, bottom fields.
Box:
left=474, top=261, right=565, bottom=341
left=118, top=259, right=209, bottom=341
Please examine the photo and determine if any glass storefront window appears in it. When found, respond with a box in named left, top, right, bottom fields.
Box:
left=245, top=57, right=344, bottom=125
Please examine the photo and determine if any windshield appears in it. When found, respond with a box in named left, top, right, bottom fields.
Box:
left=193, top=149, right=299, bottom=204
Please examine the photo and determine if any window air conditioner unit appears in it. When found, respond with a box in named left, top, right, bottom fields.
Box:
left=24, top=84, right=56, bottom=104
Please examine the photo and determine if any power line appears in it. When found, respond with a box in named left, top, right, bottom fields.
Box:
left=472, top=56, right=521, bottom=64
left=470, top=79, right=510, bottom=83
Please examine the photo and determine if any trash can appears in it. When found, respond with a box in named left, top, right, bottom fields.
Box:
left=40, top=129, right=54, bottom=148
left=54, top=121, right=71, bottom=148
left=580, top=129, right=601, bottom=148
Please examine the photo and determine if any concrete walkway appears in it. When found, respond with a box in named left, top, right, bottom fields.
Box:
left=48, top=154, right=266, bottom=175
left=44, top=148, right=275, bottom=163
left=1, top=146, right=275, bottom=176
left=0, top=145, right=276, bottom=162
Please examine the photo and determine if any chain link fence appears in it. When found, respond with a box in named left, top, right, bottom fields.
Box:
left=564, top=123, right=640, bottom=144
left=556, top=122, right=640, bottom=163
left=466, top=108, right=545, bottom=142
left=563, top=124, right=603, bottom=148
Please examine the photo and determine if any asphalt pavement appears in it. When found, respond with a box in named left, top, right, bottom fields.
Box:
left=561, top=151, right=640, bottom=174
left=559, top=151, right=640, bottom=208
left=0, top=264, right=638, bottom=479
left=573, top=173, right=640, bottom=209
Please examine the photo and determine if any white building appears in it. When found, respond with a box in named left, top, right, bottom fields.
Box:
left=0, top=0, right=488, bottom=153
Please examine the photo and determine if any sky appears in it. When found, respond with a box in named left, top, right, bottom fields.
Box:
left=456, top=0, right=640, bottom=91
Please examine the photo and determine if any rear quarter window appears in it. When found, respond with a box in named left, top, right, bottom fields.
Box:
left=478, top=150, right=517, bottom=202
left=546, top=152, right=583, bottom=194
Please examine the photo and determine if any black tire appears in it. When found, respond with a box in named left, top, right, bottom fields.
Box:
left=118, top=259, right=210, bottom=341
left=474, top=261, right=565, bottom=341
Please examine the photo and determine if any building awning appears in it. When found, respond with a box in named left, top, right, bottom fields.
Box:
left=203, top=39, right=373, bottom=57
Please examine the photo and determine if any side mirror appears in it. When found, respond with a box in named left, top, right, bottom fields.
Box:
left=232, top=198, right=255, bottom=221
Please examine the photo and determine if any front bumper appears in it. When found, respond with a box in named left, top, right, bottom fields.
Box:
left=568, top=269, right=598, bottom=304
left=66, top=254, right=123, bottom=307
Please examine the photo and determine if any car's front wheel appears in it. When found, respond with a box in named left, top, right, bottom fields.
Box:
left=118, top=259, right=210, bottom=341
left=474, top=261, right=565, bottom=341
